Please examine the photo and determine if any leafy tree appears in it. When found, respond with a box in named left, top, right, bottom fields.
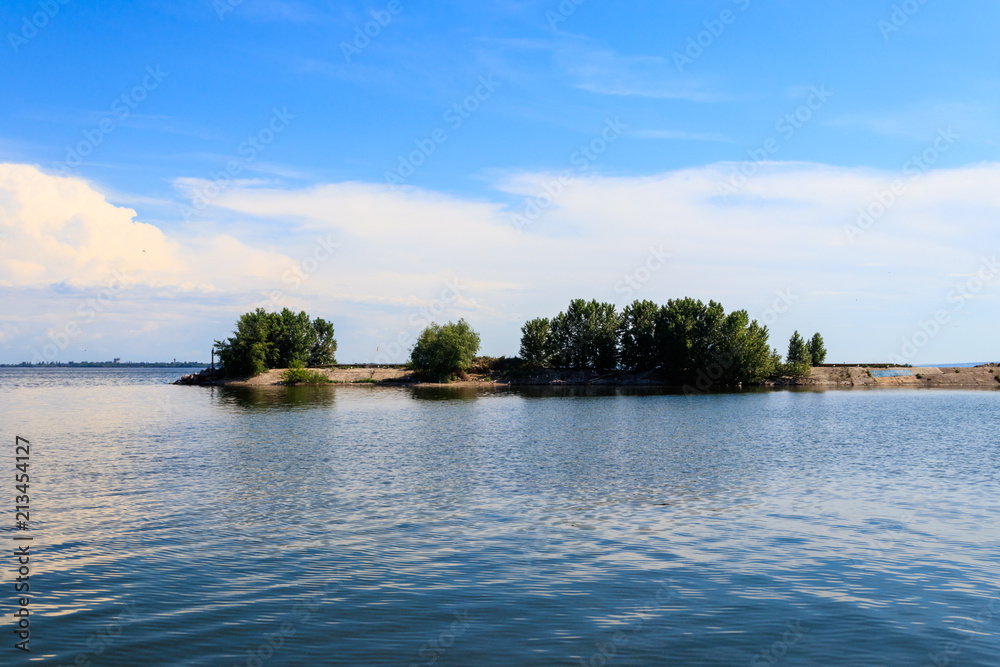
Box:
left=587, top=301, right=621, bottom=371
left=653, top=298, right=725, bottom=382
left=215, top=308, right=275, bottom=378
left=775, top=361, right=813, bottom=378
left=619, top=300, right=659, bottom=372
left=546, top=299, right=620, bottom=370
left=787, top=331, right=811, bottom=366
left=519, top=317, right=551, bottom=365
left=310, top=318, right=338, bottom=366
left=271, top=308, right=314, bottom=368
left=808, top=333, right=827, bottom=366
left=520, top=296, right=821, bottom=387
left=215, top=309, right=338, bottom=378
left=409, top=319, right=481, bottom=382
left=715, top=310, right=776, bottom=385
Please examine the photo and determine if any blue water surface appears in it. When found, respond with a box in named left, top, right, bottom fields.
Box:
left=1, top=368, right=998, bottom=666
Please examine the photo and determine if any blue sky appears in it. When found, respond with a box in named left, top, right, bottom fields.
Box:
left=1, top=0, right=999, bottom=364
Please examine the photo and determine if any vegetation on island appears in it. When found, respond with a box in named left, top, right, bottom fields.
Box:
left=408, top=319, right=481, bottom=382
left=210, top=300, right=827, bottom=387
left=516, top=298, right=828, bottom=387
left=282, top=360, right=334, bottom=385
left=808, top=333, right=828, bottom=365
left=214, top=308, right=337, bottom=378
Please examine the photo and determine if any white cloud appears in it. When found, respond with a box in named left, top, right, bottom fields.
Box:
left=633, top=129, right=732, bottom=142
left=0, top=164, right=291, bottom=291
left=3, top=161, right=1000, bottom=364
left=556, top=48, right=724, bottom=102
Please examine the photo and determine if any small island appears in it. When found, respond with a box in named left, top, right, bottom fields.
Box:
left=175, top=300, right=1000, bottom=390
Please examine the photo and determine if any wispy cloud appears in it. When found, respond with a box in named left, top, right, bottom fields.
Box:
left=557, top=47, right=727, bottom=102
left=633, top=129, right=732, bottom=142
left=827, top=101, right=995, bottom=140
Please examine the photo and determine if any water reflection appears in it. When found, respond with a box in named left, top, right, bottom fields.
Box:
left=8, top=370, right=998, bottom=665
left=214, top=385, right=338, bottom=410
left=407, top=385, right=507, bottom=401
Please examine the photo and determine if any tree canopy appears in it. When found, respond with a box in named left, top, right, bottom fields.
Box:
left=519, top=317, right=551, bottom=366
left=547, top=299, right=621, bottom=371
left=409, top=319, right=481, bottom=382
left=786, top=331, right=811, bottom=366
left=808, top=333, right=827, bottom=366
left=519, top=297, right=819, bottom=387
left=214, top=308, right=338, bottom=377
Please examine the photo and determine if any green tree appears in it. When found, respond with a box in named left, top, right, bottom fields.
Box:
left=271, top=308, right=314, bottom=368
left=587, top=301, right=621, bottom=370
left=808, top=333, right=827, bottom=366
left=409, top=319, right=481, bottom=382
left=546, top=299, right=620, bottom=370
left=786, top=331, right=811, bottom=366
left=619, top=299, right=659, bottom=371
left=215, top=309, right=338, bottom=378
left=309, top=318, right=338, bottom=366
left=715, top=310, right=776, bottom=385
left=519, top=317, right=551, bottom=365
left=215, top=308, right=276, bottom=378
left=653, top=298, right=725, bottom=383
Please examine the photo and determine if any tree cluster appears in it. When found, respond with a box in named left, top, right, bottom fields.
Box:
left=409, top=319, right=481, bottom=382
left=787, top=331, right=827, bottom=366
left=215, top=308, right=337, bottom=378
left=520, top=298, right=827, bottom=387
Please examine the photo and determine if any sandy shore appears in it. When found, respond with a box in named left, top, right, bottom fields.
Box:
left=792, top=364, right=1000, bottom=388
left=179, top=364, right=1000, bottom=389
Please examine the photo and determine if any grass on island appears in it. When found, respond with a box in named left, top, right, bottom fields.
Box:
left=282, top=362, right=332, bottom=385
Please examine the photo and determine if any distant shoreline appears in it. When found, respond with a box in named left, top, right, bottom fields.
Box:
left=1, top=362, right=207, bottom=368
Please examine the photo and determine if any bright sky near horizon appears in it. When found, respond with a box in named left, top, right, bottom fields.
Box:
left=1, top=0, right=998, bottom=364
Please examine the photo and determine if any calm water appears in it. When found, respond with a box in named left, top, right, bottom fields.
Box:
left=2, top=368, right=999, bottom=666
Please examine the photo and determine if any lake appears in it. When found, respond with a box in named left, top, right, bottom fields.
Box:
left=2, top=368, right=998, bottom=666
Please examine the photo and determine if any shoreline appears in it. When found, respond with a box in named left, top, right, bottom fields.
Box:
left=175, top=364, right=1000, bottom=389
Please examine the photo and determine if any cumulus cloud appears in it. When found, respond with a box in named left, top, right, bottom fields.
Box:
left=0, top=164, right=180, bottom=287
left=0, top=164, right=291, bottom=291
